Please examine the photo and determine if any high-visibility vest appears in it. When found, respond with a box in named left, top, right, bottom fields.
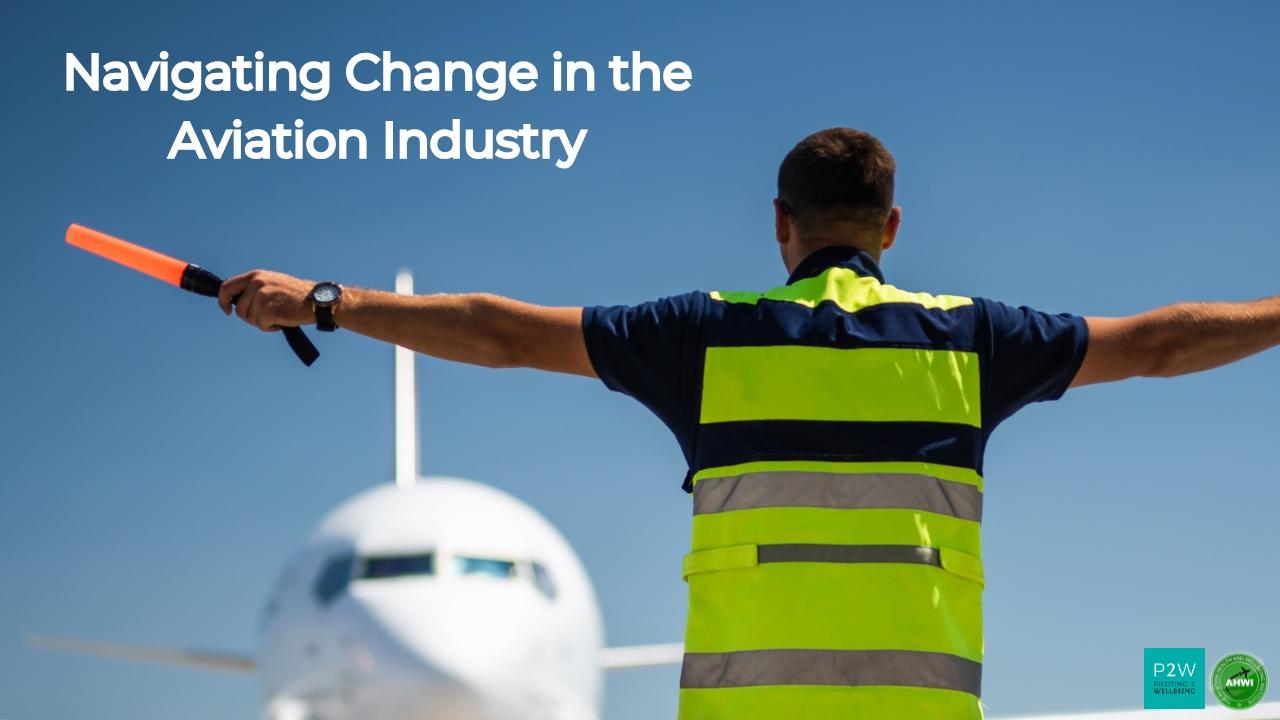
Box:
left=679, top=258, right=986, bottom=719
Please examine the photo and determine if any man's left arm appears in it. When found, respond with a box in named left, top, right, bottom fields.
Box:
left=1071, top=296, right=1280, bottom=387
left=217, top=269, right=596, bottom=377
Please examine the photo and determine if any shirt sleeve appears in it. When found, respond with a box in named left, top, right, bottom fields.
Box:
left=581, top=291, right=708, bottom=440
left=974, top=297, right=1089, bottom=429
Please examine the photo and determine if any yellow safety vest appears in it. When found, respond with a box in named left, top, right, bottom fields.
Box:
left=679, top=260, right=986, bottom=719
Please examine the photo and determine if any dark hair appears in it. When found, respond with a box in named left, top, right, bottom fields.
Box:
left=777, top=128, right=895, bottom=236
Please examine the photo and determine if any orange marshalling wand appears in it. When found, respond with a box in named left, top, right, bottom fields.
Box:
left=65, top=223, right=319, bottom=366
left=67, top=224, right=188, bottom=287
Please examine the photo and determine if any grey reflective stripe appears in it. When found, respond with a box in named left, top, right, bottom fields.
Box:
left=680, top=648, right=982, bottom=695
left=757, top=543, right=939, bottom=567
left=693, top=471, right=982, bottom=522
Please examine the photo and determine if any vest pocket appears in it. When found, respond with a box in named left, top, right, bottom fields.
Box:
left=938, top=546, right=984, bottom=587
left=682, top=544, right=758, bottom=580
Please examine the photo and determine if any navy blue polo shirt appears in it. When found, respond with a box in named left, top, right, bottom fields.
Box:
left=582, top=246, right=1088, bottom=490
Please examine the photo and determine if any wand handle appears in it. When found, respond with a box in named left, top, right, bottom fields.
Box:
left=182, top=265, right=319, bottom=367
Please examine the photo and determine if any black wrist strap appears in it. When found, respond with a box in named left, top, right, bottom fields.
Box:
left=315, top=304, right=337, bottom=332
left=282, top=326, right=320, bottom=365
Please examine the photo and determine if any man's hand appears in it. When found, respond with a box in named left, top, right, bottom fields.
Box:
left=217, top=270, right=315, bottom=332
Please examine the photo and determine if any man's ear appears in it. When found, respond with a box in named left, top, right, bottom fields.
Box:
left=774, top=198, right=791, bottom=246
left=881, top=206, right=902, bottom=252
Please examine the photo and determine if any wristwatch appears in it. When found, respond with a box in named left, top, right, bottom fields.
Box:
left=310, top=282, right=343, bottom=332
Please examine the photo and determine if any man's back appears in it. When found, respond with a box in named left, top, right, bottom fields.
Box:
left=584, top=244, right=1086, bottom=719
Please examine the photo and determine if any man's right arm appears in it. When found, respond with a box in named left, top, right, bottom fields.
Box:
left=1071, top=296, right=1280, bottom=387
left=215, top=269, right=595, bottom=377
left=337, top=287, right=594, bottom=376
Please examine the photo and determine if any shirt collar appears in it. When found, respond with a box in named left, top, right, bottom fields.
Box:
left=786, top=245, right=885, bottom=285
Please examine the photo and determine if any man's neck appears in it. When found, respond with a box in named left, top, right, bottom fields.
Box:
left=788, top=240, right=881, bottom=274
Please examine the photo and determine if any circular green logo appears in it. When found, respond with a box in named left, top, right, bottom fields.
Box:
left=1212, top=653, right=1268, bottom=710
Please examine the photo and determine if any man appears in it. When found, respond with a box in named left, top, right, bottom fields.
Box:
left=220, top=128, right=1279, bottom=719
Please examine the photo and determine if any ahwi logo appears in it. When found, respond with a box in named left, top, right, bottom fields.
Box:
left=1212, top=653, right=1269, bottom=709
left=1145, top=648, right=1206, bottom=709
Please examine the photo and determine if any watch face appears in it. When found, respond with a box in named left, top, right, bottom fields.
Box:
left=313, top=283, right=340, bottom=304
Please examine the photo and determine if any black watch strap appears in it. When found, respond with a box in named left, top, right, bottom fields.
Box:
left=315, top=304, right=337, bottom=332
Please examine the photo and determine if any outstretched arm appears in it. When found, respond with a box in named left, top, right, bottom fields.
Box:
left=1072, top=296, right=1280, bottom=387
left=216, top=270, right=596, bottom=377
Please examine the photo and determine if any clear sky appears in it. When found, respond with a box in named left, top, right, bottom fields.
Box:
left=2, top=1, right=1277, bottom=718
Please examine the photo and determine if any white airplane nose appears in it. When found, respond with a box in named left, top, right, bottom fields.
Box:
left=335, top=632, right=498, bottom=720
left=344, top=669, right=492, bottom=720
left=355, top=582, right=533, bottom=666
left=346, top=584, right=530, bottom=720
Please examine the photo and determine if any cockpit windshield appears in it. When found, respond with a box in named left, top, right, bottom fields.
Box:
left=336, top=551, right=555, bottom=601
left=455, top=556, right=516, bottom=579
left=358, top=553, right=435, bottom=580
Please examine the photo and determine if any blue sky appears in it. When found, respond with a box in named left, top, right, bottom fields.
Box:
left=2, top=1, right=1278, bottom=718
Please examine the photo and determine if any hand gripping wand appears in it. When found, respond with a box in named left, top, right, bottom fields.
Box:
left=65, top=224, right=320, bottom=366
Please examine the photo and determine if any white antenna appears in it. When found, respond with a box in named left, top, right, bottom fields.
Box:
left=394, top=269, right=418, bottom=489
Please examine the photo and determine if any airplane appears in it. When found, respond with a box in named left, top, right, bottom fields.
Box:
left=30, top=270, right=682, bottom=720
left=27, top=271, right=1280, bottom=720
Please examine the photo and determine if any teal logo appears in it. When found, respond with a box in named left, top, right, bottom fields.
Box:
left=1145, top=647, right=1206, bottom=709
